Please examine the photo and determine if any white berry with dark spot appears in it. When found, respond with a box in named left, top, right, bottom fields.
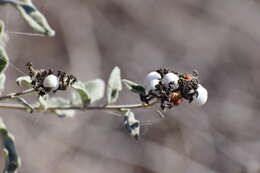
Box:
left=43, top=74, right=59, bottom=90
left=145, top=79, right=160, bottom=92
left=192, top=84, right=208, bottom=106
left=162, top=72, right=179, bottom=88
left=145, top=71, right=161, bottom=82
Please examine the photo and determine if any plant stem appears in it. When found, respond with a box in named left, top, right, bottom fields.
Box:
left=49, top=101, right=159, bottom=111
left=0, top=101, right=159, bottom=112
left=0, top=88, right=35, bottom=101
left=0, top=89, right=158, bottom=113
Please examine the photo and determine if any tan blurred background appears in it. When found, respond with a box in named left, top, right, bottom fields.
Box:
left=1, top=0, right=260, bottom=172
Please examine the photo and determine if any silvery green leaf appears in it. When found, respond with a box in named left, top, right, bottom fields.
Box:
left=0, top=117, right=21, bottom=173
left=85, top=79, right=105, bottom=103
left=0, top=20, right=8, bottom=47
left=38, top=95, right=48, bottom=112
left=0, top=117, right=7, bottom=136
left=3, top=135, right=20, bottom=173
left=18, top=7, right=55, bottom=36
left=47, top=97, right=75, bottom=118
left=72, top=79, right=105, bottom=107
left=0, top=47, right=8, bottom=74
left=71, top=92, right=81, bottom=106
left=121, top=109, right=140, bottom=140
left=119, top=108, right=129, bottom=114
left=122, top=79, right=145, bottom=94
left=16, top=75, right=32, bottom=88
left=0, top=0, right=17, bottom=4
left=107, top=66, right=122, bottom=104
left=14, top=97, right=33, bottom=113
left=2, top=0, right=55, bottom=36
left=72, top=81, right=91, bottom=107
left=0, top=20, right=4, bottom=41
left=0, top=73, right=6, bottom=95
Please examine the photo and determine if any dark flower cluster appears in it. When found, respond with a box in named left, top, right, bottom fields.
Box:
left=26, top=62, right=77, bottom=96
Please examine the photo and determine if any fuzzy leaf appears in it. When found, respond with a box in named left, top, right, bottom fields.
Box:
left=121, top=109, right=140, bottom=140
left=122, top=79, right=145, bottom=94
left=38, top=95, right=48, bottom=112
left=1, top=0, right=55, bottom=36
left=107, top=66, right=122, bottom=104
left=72, top=81, right=91, bottom=107
left=85, top=79, right=105, bottom=103
left=0, top=73, right=6, bottom=95
left=0, top=20, right=4, bottom=40
left=0, top=20, right=8, bottom=47
left=72, top=79, right=105, bottom=107
left=16, top=1, right=55, bottom=36
left=0, top=118, right=7, bottom=136
left=16, top=75, right=32, bottom=88
left=0, top=0, right=17, bottom=4
left=0, top=117, right=20, bottom=173
left=47, top=97, right=75, bottom=118
left=0, top=47, right=8, bottom=74
left=71, top=92, right=82, bottom=106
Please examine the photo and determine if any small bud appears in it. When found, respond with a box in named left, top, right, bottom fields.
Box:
left=162, top=72, right=179, bottom=88
left=145, top=79, right=160, bottom=92
left=192, top=84, right=208, bottom=106
left=43, top=74, right=59, bottom=90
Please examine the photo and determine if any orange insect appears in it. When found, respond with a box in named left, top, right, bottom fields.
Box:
left=170, top=92, right=182, bottom=106
left=182, top=73, right=193, bottom=80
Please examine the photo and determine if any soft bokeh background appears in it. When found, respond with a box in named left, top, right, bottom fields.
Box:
left=1, top=0, right=260, bottom=172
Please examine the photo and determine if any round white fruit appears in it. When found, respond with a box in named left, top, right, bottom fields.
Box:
left=145, top=79, right=160, bottom=92
left=43, top=74, right=59, bottom=90
left=162, top=72, right=179, bottom=88
left=145, top=71, right=161, bottom=81
left=192, top=84, right=208, bottom=106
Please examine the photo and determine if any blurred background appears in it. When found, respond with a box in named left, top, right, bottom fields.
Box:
left=1, top=0, right=260, bottom=172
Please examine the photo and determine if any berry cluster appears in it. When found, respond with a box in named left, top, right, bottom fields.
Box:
left=26, top=62, right=77, bottom=96
left=140, top=68, right=208, bottom=110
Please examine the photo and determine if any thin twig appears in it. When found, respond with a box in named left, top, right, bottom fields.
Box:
left=0, top=88, right=35, bottom=101
left=49, top=101, right=159, bottom=110
left=0, top=88, right=159, bottom=113
left=0, top=101, right=159, bottom=112
left=0, top=103, right=26, bottom=110
left=7, top=31, right=46, bottom=37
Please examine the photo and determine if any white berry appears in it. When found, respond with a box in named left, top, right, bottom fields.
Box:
left=43, top=74, right=59, bottom=90
left=192, top=84, right=208, bottom=106
left=162, top=72, right=179, bottom=88
left=145, top=79, right=160, bottom=92
left=145, top=71, right=161, bottom=81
